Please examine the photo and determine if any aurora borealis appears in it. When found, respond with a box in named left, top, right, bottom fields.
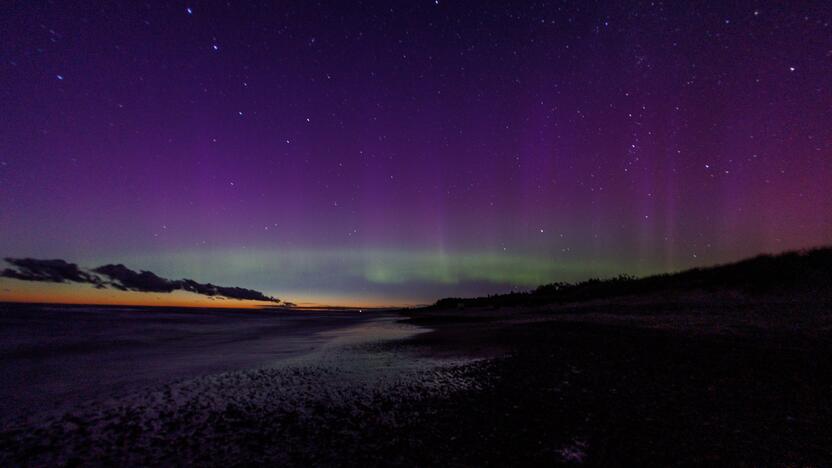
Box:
left=1, top=1, right=830, bottom=307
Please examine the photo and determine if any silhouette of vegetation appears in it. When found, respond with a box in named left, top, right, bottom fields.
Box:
left=431, top=247, right=832, bottom=309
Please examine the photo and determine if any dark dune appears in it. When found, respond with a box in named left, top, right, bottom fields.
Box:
left=430, top=246, right=832, bottom=310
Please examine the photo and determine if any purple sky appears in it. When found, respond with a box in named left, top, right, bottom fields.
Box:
left=1, top=1, right=831, bottom=306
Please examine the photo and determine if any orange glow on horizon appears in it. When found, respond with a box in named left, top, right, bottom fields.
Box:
left=0, top=279, right=415, bottom=309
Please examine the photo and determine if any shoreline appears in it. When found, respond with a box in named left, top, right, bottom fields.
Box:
left=0, top=308, right=482, bottom=465
left=2, top=297, right=832, bottom=465
left=0, top=303, right=402, bottom=426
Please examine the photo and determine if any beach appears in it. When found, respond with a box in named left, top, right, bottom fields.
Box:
left=2, top=298, right=832, bottom=465
left=0, top=303, right=479, bottom=465
left=0, top=303, right=415, bottom=423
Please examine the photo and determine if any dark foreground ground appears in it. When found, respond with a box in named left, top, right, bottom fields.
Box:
left=398, top=296, right=832, bottom=466
left=2, top=295, right=832, bottom=466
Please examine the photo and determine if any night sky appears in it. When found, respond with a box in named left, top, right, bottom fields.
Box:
left=1, top=1, right=831, bottom=307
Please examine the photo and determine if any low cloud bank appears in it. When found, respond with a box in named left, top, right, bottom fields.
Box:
left=2, top=258, right=279, bottom=303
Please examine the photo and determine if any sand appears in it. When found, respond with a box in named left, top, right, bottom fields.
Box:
left=2, top=296, right=832, bottom=465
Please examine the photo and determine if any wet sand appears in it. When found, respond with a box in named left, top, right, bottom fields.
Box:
left=0, top=303, right=407, bottom=424
left=0, top=303, right=479, bottom=466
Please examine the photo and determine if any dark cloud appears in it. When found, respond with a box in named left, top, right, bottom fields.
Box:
left=178, top=279, right=279, bottom=303
left=1, top=258, right=102, bottom=285
left=93, top=264, right=179, bottom=293
left=2, top=258, right=279, bottom=303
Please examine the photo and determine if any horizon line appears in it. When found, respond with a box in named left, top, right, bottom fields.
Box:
left=0, top=299, right=413, bottom=311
